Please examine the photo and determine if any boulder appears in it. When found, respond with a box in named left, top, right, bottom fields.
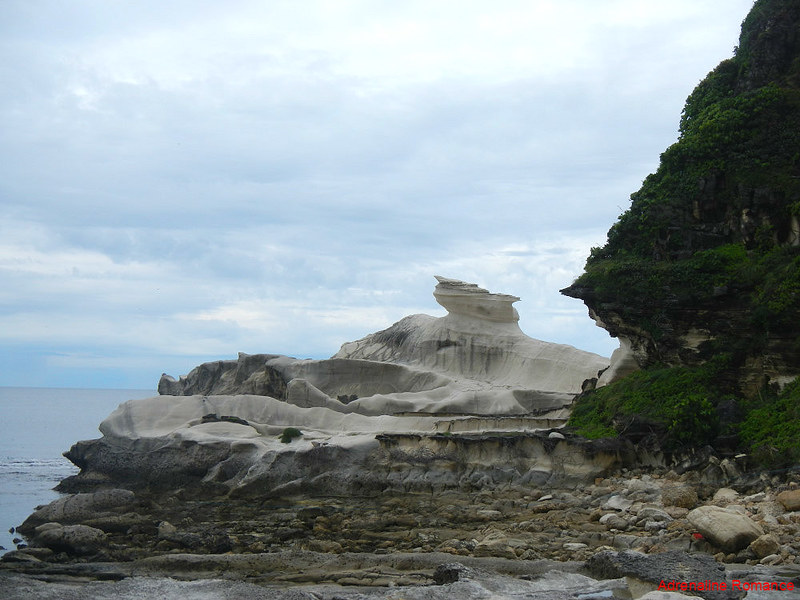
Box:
left=53, top=277, right=619, bottom=498
left=18, top=488, right=136, bottom=533
left=687, top=506, right=764, bottom=552
left=334, top=276, right=609, bottom=399
left=35, top=524, right=107, bottom=555
left=776, top=489, right=800, bottom=511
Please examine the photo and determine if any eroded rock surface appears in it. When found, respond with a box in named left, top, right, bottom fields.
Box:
left=61, top=277, right=611, bottom=496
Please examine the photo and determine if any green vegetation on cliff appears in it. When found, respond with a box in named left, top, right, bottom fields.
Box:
left=739, top=378, right=800, bottom=466
left=564, top=0, right=800, bottom=462
left=571, top=359, right=800, bottom=466
left=568, top=358, right=730, bottom=449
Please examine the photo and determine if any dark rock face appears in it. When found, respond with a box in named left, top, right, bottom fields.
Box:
left=562, top=0, right=800, bottom=393
left=585, top=550, right=735, bottom=600
left=158, top=352, right=289, bottom=397
left=737, top=0, right=800, bottom=91
left=57, top=437, right=238, bottom=493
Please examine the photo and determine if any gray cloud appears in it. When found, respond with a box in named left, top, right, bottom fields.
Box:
left=0, top=0, right=754, bottom=386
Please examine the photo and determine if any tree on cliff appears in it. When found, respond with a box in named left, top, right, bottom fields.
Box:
left=562, top=0, right=800, bottom=465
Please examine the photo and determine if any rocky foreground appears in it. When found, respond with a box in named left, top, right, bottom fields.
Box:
left=2, top=278, right=799, bottom=598
left=3, top=460, right=800, bottom=598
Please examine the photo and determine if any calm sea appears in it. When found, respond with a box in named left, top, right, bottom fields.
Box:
left=0, top=387, right=154, bottom=553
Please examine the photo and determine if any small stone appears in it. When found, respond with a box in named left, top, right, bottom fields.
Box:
left=637, top=507, right=672, bottom=522
left=644, top=520, right=666, bottom=532
left=563, top=542, right=588, bottom=551
left=743, top=492, right=766, bottom=503
left=712, top=488, right=739, bottom=505
left=603, top=496, right=633, bottom=512
left=661, top=485, right=698, bottom=509
left=600, top=513, right=629, bottom=530
left=157, top=521, right=178, bottom=539
left=759, top=553, right=781, bottom=565
left=748, top=533, right=780, bottom=559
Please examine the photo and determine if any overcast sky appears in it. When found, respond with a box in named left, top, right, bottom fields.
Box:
left=1, top=0, right=754, bottom=389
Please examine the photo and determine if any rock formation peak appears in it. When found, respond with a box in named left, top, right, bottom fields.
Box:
left=433, top=275, right=520, bottom=323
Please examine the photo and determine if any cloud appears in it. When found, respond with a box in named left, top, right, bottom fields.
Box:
left=0, top=0, right=755, bottom=386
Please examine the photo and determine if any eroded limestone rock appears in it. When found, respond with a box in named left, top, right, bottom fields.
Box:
left=60, top=277, right=612, bottom=496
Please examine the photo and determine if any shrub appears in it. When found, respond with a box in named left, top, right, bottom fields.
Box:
left=279, top=427, right=303, bottom=444
left=739, top=378, right=800, bottom=467
left=568, top=358, right=732, bottom=450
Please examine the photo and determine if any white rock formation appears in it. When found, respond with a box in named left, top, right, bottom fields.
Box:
left=432, top=275, right=520, bottom=322
left=62, top=277, right=614, bottom=496
left=335, top=275, right=609, bottom=403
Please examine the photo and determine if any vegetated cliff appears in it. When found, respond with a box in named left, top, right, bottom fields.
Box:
left=562, top=0, right=800, bottom=465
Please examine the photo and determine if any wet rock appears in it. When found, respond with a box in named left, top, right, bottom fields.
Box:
left=585, top=550, right=731, bottom=600
left=18, top=489, right=136, bottom=533
left=0, top=551, right=42, bottom=563
left=432, top=562, right=476, bottom=584
left=35, top=524, right=108, bottom=555
left=687, top=506, right=764, bottom=553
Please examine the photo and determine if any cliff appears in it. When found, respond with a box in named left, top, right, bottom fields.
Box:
left=561, top=0, right=800, bottom=462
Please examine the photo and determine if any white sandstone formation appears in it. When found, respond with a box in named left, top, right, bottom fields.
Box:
left=62, top=277, right=613, bottom=496
left=432, top=275, right=520, bottom=322
left=335, top=275, right=608, bottom=403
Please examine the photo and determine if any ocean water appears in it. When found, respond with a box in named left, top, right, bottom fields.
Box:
left=0, top=387, right=154, bottom=553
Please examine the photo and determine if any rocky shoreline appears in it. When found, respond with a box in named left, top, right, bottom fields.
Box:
left=3, top=462, right=800, bottom=598
left=3, top=278, right=800, bottom=598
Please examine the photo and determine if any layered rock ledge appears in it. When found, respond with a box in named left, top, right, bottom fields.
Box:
left=60, top=277, right=611, bottom=497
